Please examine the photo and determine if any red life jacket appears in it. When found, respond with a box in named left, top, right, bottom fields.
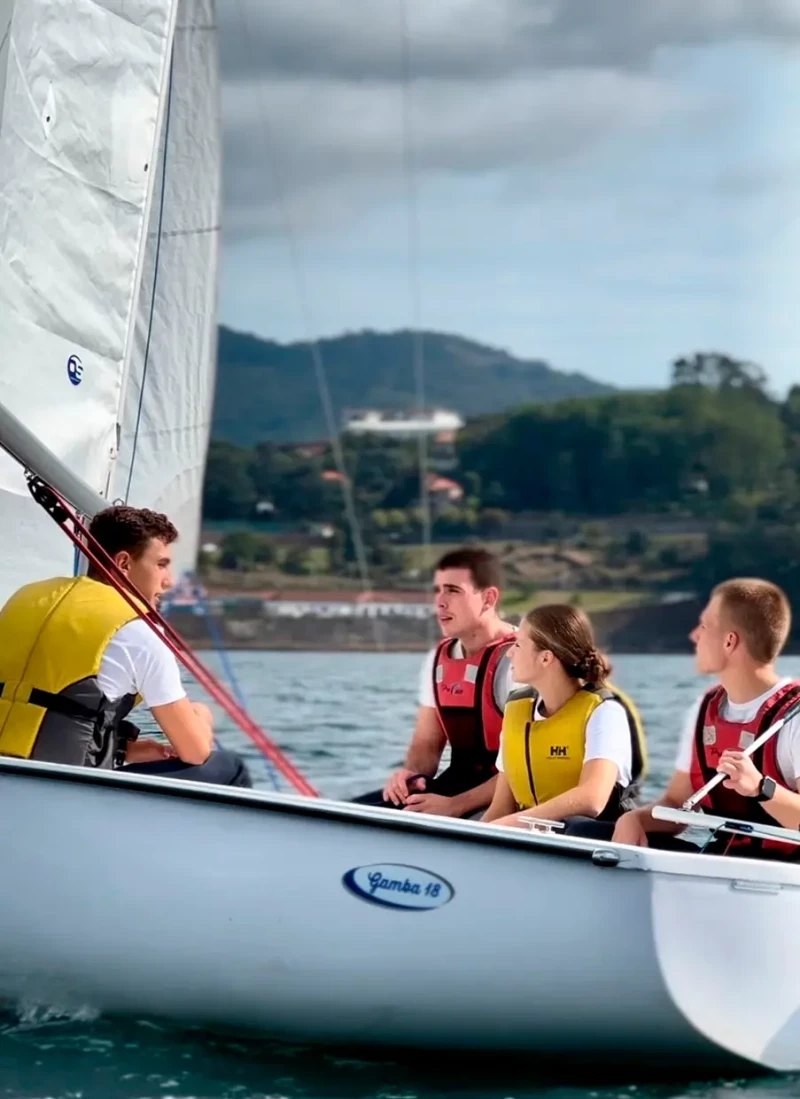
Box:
left=432, top=633, right=515, bottom=780
left=689, top=679, right=800, bottom=859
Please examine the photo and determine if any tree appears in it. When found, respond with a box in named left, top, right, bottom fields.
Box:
left=625, top=529, right=649, bottom=557
left=282, top=546, right=313, bottom=576
left=203, top=441, right=257, bottom=520
left=671, top=352, right=768, bottom=396
left=219, top=531, right=260, bottom=570
left=691, top=522, right=800, bottom=613
left=253, top=539, right=276, bottom=565
left=457, top=383, right=785, bottom=517
left=477, top=506, right=508, bottom=535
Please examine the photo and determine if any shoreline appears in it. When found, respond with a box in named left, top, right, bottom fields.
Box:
left=164, top=597, right=707, bottom=655
left=183, top=638, right=694, bottom=654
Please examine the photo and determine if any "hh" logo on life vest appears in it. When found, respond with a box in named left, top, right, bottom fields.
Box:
left=550, top=745, right=568, bottom=757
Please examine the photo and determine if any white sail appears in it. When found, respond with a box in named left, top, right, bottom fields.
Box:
left=0, top=0, right=179, bottom=604
left=0, top=0, right=12, bottom=119
left=110, top=0, right=221, bottom=580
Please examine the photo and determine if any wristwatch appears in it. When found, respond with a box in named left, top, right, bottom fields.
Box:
left=755, top=775, right=777, bottom=802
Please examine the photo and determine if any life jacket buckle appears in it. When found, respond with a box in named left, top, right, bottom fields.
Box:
left=0, top=680, right=32, bottom=704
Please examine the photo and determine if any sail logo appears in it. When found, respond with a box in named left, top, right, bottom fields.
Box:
left=67, top=354, right=83, bottom=386
left=342, top=863, right=454, bottom=911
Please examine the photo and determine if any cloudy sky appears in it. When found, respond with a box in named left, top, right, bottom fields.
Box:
left=216, top=0, right=800, bottom=393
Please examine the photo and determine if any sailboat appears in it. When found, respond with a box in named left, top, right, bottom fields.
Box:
left=1, top=0, right=800, bottom=1080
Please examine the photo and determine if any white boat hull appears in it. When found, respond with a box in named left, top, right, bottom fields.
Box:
left=0, top=758, right=797, bottom=1074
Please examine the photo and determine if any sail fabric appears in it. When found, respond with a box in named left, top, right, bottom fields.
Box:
left=0, top=0, right=178, bottom=603
left=0, top=0, right=12, bottom=122
left=110, top=0, right=222, bottom=580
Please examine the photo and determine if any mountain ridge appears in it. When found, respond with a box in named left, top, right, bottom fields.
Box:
left=212, top=325, right=616, bottom=444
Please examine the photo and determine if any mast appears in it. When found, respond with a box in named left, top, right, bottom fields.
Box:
left=110, top=0, right=222, bottom=581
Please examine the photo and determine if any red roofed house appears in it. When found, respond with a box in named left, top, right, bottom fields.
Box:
left=426, top=474, right=463, bottom=515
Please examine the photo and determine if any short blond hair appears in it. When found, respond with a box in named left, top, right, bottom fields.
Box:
left=713, top=578, right=791, bottom=665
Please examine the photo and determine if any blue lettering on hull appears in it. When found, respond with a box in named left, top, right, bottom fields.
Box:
left=342, top=863, right=454, bottom=910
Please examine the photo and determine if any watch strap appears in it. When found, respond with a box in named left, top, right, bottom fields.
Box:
left=756, top=775, right=777, bottom=802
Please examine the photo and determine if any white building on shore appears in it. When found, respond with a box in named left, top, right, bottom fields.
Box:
left=343, top=408, right=464, bottom=438
left=171, top=589, right=433, bottom=621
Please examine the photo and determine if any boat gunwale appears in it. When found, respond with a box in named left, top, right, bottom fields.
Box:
left=0, top=756, right=612, bottom=860
left=1, top=755, right=798, bottom=886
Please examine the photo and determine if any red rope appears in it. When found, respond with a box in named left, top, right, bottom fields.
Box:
left=29, top=478, right=319, bottom=798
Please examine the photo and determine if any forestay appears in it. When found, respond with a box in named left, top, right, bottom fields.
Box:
left=0, top=0, right=179, bottom=604
left=110, top=0, right=222, bottom=580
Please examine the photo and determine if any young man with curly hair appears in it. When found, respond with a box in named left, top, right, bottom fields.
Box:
left=0, top=505, right=251, bottom=787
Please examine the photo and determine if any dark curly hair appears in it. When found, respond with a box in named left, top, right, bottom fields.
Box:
left=87, top=505, right=178, bottom=570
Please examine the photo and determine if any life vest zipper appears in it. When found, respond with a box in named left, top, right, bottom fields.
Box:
left=523, top=719, right=538, bottom=806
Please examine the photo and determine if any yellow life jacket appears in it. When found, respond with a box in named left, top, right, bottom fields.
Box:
left=501, top=683, right=648, bottom=821
left=0, top=575, right=145, bottom=767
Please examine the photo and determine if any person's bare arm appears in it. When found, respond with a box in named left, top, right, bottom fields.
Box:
left=489, top=759, right=620, bottom=828
left=150, top=700, right=215, bottom=765
left=481, top=772, right=516, bottom=823
left=716, top=750, right=800, bottom=830
left=405, top=773, right=499, bottom=817
left=613, top=770, right=694, bottom=846
left=383, top=705, right=446, bottom=805
left=451, top=774, right=499, bottom=816
left=125, top=739, right=175, bottom=764
left=754, top=780, right=800, bottom=830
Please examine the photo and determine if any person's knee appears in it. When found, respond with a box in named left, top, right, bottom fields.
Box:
left=202, top=748, right=253, bottom=788
left=350, top=787, right=396, bottom=807
left=561, top=815, right=615, bottom=840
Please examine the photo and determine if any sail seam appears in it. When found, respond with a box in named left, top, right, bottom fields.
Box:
left=4, top=127, right=146, bottom=208
left=156, top=224, right=221, bottom=239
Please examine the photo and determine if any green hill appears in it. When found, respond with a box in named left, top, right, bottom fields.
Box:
left=212, top=326, right=615, bottom=444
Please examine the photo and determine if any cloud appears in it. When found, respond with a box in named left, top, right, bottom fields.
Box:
left=218, top=0, right=800, bottom=84
left=221, top=67, right=699, bottom=237
left=217, top=0, right=800, bottom=238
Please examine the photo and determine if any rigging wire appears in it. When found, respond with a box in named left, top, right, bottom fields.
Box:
left=27, top=474, right=318, bottom=797
left=114, top=27, right=279, bottom=784
left=123, top=49, right=175, bottom=504
left=0, top=18, right=11, bottom=61
left=399, top=0, right=434, bottom=639
left=166, top=575, right=282, bottom=791
left=231, top=0, right=383, bottom=651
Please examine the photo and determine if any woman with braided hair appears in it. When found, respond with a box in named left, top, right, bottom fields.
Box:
left=483, top=604, right=647, bottom=834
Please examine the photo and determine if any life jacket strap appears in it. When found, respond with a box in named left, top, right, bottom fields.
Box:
left=0, top=681, right=102, bottom=722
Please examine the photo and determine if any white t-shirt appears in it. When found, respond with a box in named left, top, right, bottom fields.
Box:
left=675, top=677, right=800, bottom=788
left=95, top=619, right=186, bottom=708
left=417, top=640, right=522, bottom=713
left=495, top=695, right=634, bottom=788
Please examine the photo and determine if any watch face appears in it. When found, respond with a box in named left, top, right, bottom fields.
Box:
left=761, top=776, right=777, bottom=801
